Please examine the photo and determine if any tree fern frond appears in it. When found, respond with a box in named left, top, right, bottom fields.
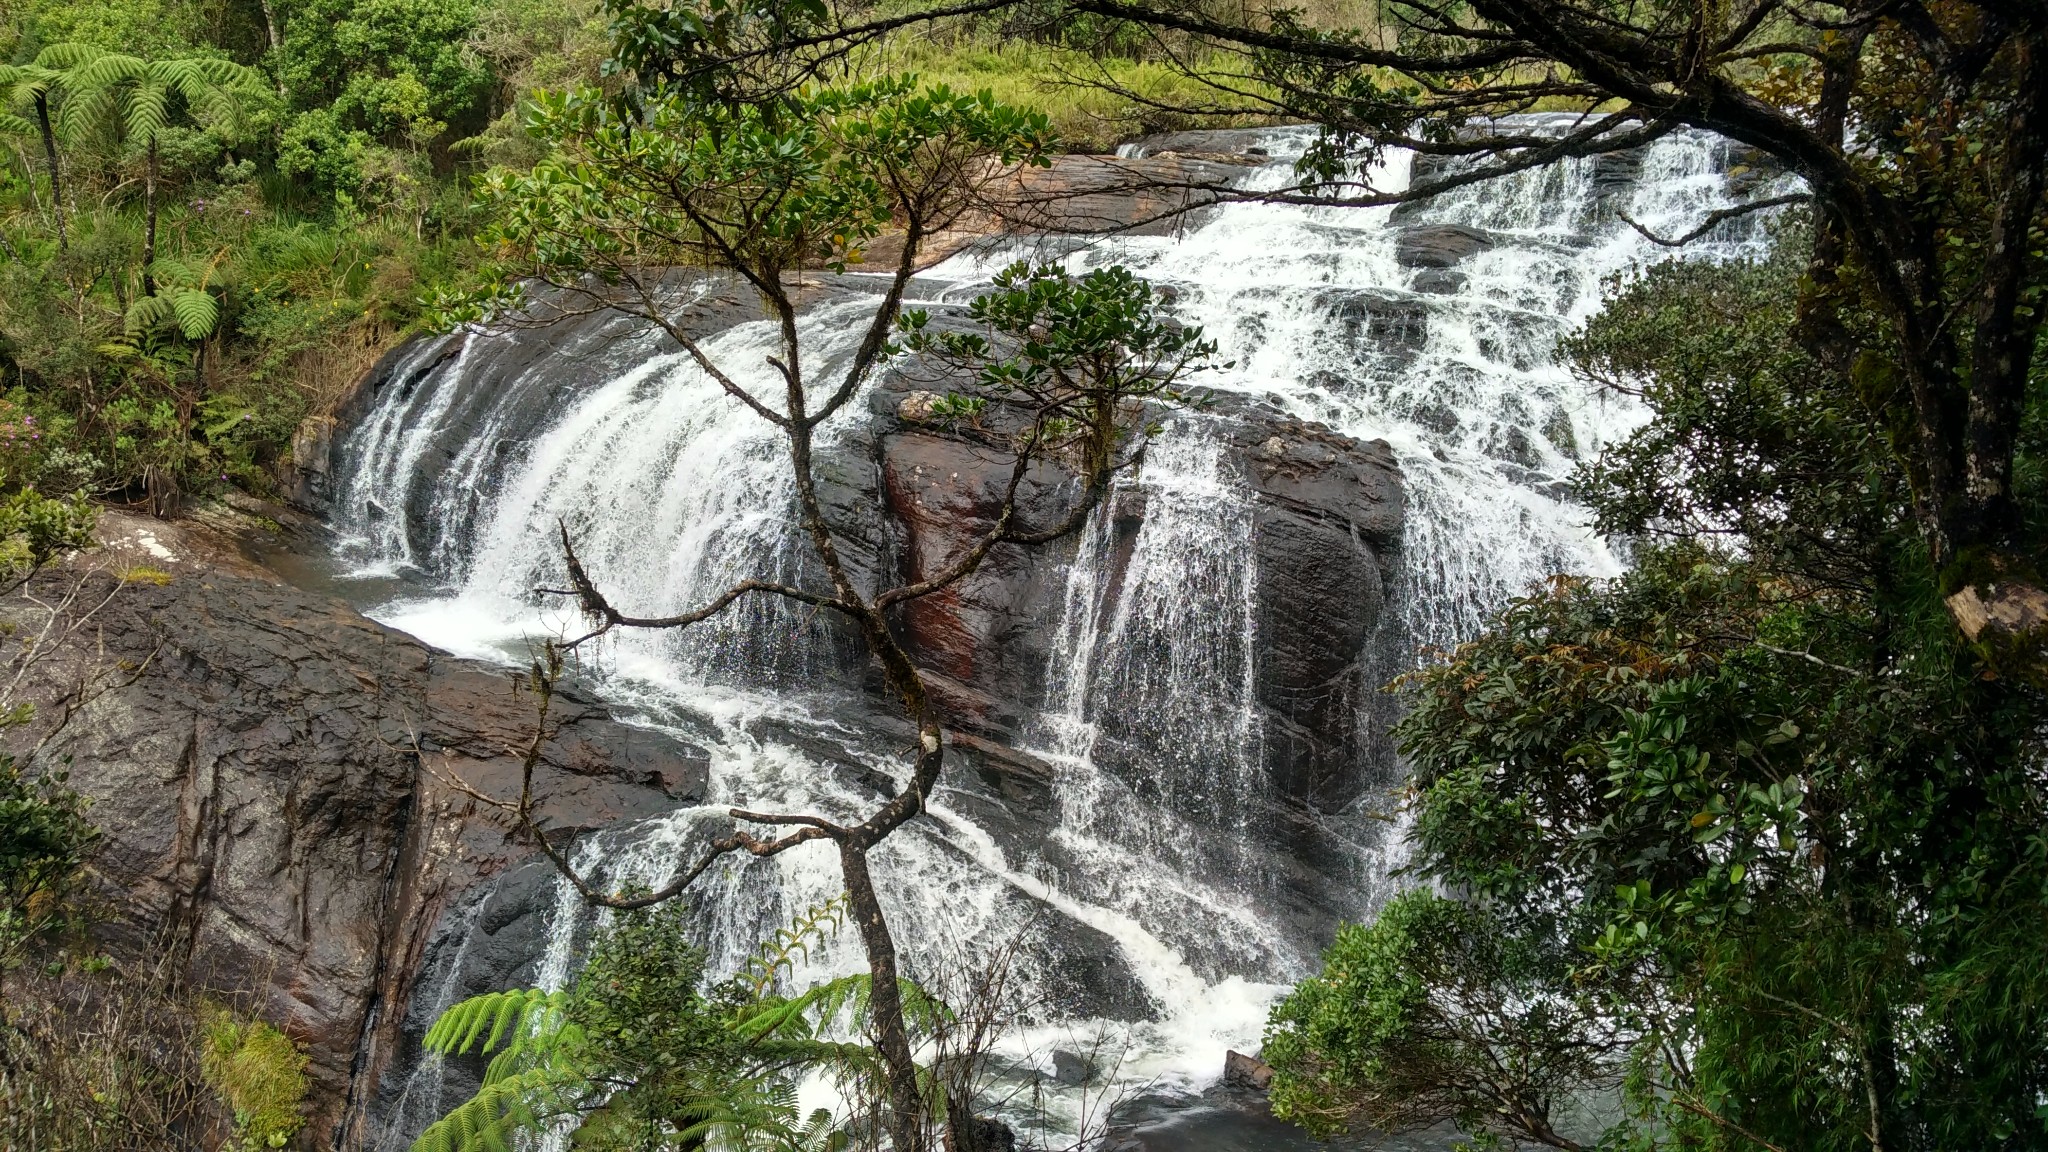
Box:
left=66, top=54, right=146, bottom=91
left=57, top=86, right=115, bottom=139
left=149, top=256, right=200, bottom=286
left=32, top=43, right=106, bottom=70
left=171, top=289, right=218, bottom=339
left=743, top=894, right=849, bottom=997
left=124, top=294, right=175, bottom=337
left=124, top=83, right=169, bottom=144
left=424, top=989, right=564, bottom=1057
left=408, top=1065, right=569, bottom=1152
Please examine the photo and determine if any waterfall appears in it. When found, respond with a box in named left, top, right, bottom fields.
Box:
left=329, top=120, right=1796, bottom=1144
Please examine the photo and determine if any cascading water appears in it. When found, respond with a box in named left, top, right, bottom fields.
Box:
left=329, top=119, right=1796, bottom=1147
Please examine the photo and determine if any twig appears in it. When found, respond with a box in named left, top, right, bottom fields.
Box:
left=1618, top=193, right=1809, bottom=247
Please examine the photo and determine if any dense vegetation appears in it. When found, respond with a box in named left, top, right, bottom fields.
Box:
left=1265, top=252, right=2048, bottom=1150
left=0, top=0, right=1241, bottom=522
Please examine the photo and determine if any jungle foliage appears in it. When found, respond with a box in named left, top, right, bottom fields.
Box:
left=411, top=899, right=949, bottom=1152
left=1263, top=246, right=2048, bottom=1150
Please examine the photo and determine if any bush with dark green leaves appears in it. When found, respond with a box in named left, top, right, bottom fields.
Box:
left=0, top=758, right=99, bottom=968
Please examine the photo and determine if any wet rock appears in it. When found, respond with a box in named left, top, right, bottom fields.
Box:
left=1223, top=1049, right=1275, bottom=1091
left=1053, top=1049, right=1101, bottom=1086
left=1396, top=223, right=1495, bottom=268
left=960, top=1114, right=1019, bottom=1152
left=0, top=512, right=708, bottom=1148
left=1328, top=289, right=1430, bottom=356
left=1124, top=128, right=1279, bottom=160
left=996, top=153, right=1254, bottom=236
left=1409, top=267, right=1467, bottom=295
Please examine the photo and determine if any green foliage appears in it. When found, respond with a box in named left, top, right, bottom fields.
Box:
left=446, top=73, right=1052, bottom=323
left=1265, top=250, right=2048, bottom=1150
left=0, top=488, right=95, bottom=578
left=1265, top=891, right=1619, bottom=1144
left=896, top=261, right=1216, bottom=477
left=276, top=0, right=493, bottom=142
left=0, top=756, right=99, bottom=968
left=44, top=45, right=259, bottom=150
left=411, top=898, right=927, bottom=1152
left=199, top=1010, right=309, bottom=1150
left=119, top=255, right=230, bottom=342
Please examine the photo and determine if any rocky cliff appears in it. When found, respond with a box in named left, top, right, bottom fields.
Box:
left=0, top=512, right=709, bottom=1148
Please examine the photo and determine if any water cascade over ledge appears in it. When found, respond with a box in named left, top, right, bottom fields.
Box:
left=324, top=121, right=1793, bottom=1147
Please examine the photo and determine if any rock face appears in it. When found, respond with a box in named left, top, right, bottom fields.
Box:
left=1396, top=222, right=1495, bottom=268
left=816, top=367, right=1404, bottom=814
left=0, top=513, right=708, bottom=1149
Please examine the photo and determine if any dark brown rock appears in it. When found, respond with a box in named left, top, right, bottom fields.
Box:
left=829, top=367, right=1405, bottom=813
left=1396, top=223, right=1495, bottom=268
left=1224, top=1049, right=1275, bottom=1091
left=996, top=153, right=1254, bottom=236
left=0, top=512, right=707, bottom=1149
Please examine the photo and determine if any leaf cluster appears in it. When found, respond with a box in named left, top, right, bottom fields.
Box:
left=412, top=897, right=952, bottom=1152
left=894, top=260, right=1215, bottom=477
left=0, top=755, right=100, bottom=968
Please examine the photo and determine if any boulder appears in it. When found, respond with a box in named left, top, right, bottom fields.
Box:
left=1223, top=1049, right=1275, bottom=1091
left=0, top=511, right=708, bottom=1148
left=1396, top=223, right=1495, bottom=268
left=1052, top=1048, right=1101, bottom=1086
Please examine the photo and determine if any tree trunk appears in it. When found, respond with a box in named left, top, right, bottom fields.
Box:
left=33, top=93, right=66, bottom=250
left=841, top=840, right=927, bottom=1152
left=257, top=0, right=288, bottom=97
left=141, top=135, right=158, bottom=297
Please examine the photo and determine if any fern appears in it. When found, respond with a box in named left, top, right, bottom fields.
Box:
left=410, top=991, right=578, bottom=1152
left=409, top=901, right=920, bottom=1152
left=410, top=1065, right=570, bottom=1152
left=743, top=894, right=850, bottom=996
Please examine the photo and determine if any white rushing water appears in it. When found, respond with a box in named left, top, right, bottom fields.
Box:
left=334, top=121, right=1793, bottom=1145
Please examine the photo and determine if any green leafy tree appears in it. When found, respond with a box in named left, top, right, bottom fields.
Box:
left=895, top=261, right=1217, bottom=479
left=272, top=0, right=494, bottom=203
left=43, top=44, right=258, bottom=295
left=1262, top=249, right=2048, bottom=1151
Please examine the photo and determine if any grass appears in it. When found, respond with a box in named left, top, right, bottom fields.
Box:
left=852, top=35, right=1278, bottom=152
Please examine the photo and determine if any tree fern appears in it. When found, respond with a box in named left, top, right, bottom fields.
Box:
left=411, top=1065, right=572, bottom=1152
left=405, top=898, right=952, bottom=1152
left=45, top=47, right=257, bottom=149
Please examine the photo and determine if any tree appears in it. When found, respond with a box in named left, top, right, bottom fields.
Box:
left=1261, top=248, right=2047, bottom=1151
left=432, top=30, right=1213, bottom=1147
left=412, top=899, right=922, bottom=1151
left=0, top=62, right=72, bottom=249
left=101, top=251, right=236, bottom=517
left=42, top=45, right=258, bottom=296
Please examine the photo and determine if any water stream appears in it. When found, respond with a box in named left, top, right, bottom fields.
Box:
left=329, top=121, right=1794, bottom=1147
